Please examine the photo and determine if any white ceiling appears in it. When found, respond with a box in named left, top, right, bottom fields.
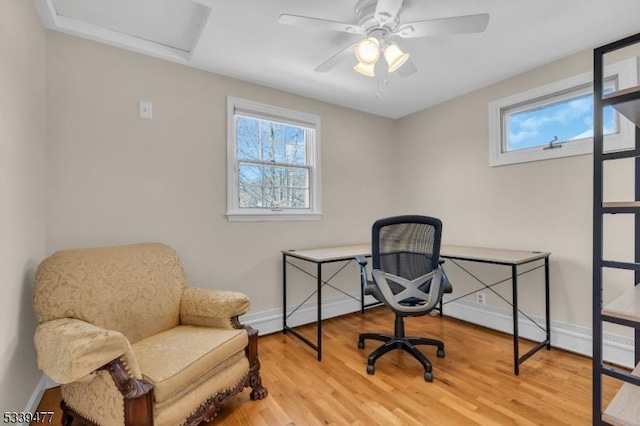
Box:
left=34, top=0, right=640, bottom=119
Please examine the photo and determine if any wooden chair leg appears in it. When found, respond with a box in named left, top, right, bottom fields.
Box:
left=60, top=402, right=74, bottom=426
left=62, top=413, right=74, bottom=426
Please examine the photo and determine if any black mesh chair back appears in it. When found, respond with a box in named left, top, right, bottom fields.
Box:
left=375, top=219, right=441, bottom=281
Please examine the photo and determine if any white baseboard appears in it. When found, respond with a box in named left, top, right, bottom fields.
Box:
left=240, top=293, right=378, bottom=336
left=441, top=298, right=634, bottom=368
left=241, top=293, right=635, bottom=368
left=22, top=375, right=57, bottom=426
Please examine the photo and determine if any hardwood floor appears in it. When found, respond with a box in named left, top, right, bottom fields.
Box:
left=35, top=308, right=621, bottom=425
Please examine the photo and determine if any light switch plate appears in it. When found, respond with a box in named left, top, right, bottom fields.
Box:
left=138, top=100, right=152, bottom=119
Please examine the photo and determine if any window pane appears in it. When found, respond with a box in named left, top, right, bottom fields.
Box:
left=237, top=163, right=309, bottom=209
left=236, top=117, right=261, bottom=160
left=285, top=143, right=306, bottom=165
left=260, top=121, right=283, bottom=143
left=289, top=169, right=308, bottom=188
left=237, top=116, right=258, bottom=138
left=261, top=141, right=289, bottom=163
left=505, top=86, right=618, bottom=151
left=284, top=125, right=305, bottom=145
left=506, top=89, right=617, bottom=152
left=237, top=115, right=308, bottom=165
left=237, top=137, right=260, bottom=160
left=263, top=166, right=286, bottom=186
left=288, top=188, right=309, bottom=208
left=238, top=164, right=261, bottom=185
left=239, top=185, right=263, bottom=208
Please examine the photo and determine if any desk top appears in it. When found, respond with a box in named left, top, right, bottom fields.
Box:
left=283, top=244, right=370, bottom=263
left=283, top=243, right=549, bottom=265
left=440, top=245, right=550, bottom=265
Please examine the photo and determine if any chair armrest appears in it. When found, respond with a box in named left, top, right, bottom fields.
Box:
left=180, top=288, right=251, bottom=329
left=355, top=255, right=369, bottom=290
left=34, top=318, right=132, bottom=384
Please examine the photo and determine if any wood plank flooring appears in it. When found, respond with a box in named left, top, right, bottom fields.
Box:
left=35, top=308, right=621, bottom=425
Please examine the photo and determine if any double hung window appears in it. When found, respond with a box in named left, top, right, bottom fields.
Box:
left=227, top=97, right=322, bottom=221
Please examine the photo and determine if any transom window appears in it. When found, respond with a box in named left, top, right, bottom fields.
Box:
left=489, top=58, right=637, bottom=167
left=504, top=80, right=617, bottom=152
left=227, top=97, right=322, bottom=221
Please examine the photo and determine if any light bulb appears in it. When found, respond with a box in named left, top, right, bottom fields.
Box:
left=355, top=37, right=380, bottom=66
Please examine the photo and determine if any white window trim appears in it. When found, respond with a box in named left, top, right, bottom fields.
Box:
left=488, top=57, right=638, bottom=167
left=226, top=96, right=322, bottom=222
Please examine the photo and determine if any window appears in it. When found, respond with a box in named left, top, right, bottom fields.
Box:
left=489, top=58, right=637, bottom=166
left=226, top=97, right=322, bottom=221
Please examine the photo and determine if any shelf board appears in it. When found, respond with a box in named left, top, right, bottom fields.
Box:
left=604, top=201, right=640, bottom=208
left=603, top=285, right=640, bottom=323
left=604, top=86, right=640, bottom=126
left=603, top=363, right=640, bottom=426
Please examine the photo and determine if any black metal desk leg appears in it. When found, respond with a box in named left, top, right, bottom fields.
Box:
left=283, top=253, right=287, bottom=335
left=512, top=264, right=519, bottom=375
left=545, top=257, right=551, bottom=350
left=361, top=274, right=365, bottom=314
left=317, top=262, right=322, bottom=361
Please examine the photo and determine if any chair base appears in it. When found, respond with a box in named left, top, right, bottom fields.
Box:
left=358, top=316, right=445, bottom=382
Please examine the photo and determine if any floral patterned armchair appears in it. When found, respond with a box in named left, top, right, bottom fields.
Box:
left=32, top=243, right=267, bottom=425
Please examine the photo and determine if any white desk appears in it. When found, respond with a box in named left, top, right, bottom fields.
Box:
left=282, top=244, right=551, bottom=374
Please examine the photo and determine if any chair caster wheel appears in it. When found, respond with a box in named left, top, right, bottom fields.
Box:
left=424, top=371, right=433, bottom=382
left=367, top=364, right=375, bottom=375
left=358, top=341, right=365, bottom=349
left=437, top=349, right=445, bottom=358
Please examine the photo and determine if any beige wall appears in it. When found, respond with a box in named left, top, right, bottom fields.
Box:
left=0, top=0, right=46, bottom=413
left=45, top=32, right=396, bottom=313
left=395, top=49, right=638, bottom=328
left=39, top=20, right=640, bottom=403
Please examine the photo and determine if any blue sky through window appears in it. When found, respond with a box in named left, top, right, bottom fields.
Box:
left=507, top=92, right=616, bottom=151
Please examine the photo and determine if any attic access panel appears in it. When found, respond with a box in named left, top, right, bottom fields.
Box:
left=51, top=0, right=209, bottom=52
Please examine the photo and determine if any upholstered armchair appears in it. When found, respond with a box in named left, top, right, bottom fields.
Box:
left=32, top=243, right=267, bottom=426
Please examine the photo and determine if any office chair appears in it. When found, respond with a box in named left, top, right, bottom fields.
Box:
left=356, top=215, right=452, bottom=382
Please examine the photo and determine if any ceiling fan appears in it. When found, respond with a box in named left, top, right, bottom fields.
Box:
left=279, top=0, right=489, bottom=78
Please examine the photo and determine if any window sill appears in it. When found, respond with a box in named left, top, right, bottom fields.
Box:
left=226, top=211, right=323, bottom=222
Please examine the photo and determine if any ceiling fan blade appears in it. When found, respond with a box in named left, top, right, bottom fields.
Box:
left=396, top=59, right=417, bottom=78
left=278, top=14, right=365, bottom=35
left=374, top=0, right=404, bottom=25
left=394, top=13, right=490, bottom=38
left=314, top=43, right=357, bottom=72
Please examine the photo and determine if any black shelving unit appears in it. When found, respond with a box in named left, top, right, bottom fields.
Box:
left=593, top=32, right=640, bottom=425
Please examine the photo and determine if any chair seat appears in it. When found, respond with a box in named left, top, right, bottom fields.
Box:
left=132, top=325, right=248, bottom=403
left=365, top=279, right=452, bottom=306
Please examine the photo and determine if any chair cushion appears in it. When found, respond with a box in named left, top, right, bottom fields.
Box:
left=132, top=325, right=248, bottom=403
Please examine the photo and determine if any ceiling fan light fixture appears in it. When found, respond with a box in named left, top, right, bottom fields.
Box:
left=355, top=37, right=380, bottom=65
left=385, top=43, right=409, bottom=73
left=354, top=61, right=376, bottom=77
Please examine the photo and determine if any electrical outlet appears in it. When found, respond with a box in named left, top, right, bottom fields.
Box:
left=476, top=292, right=486, bottom=305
